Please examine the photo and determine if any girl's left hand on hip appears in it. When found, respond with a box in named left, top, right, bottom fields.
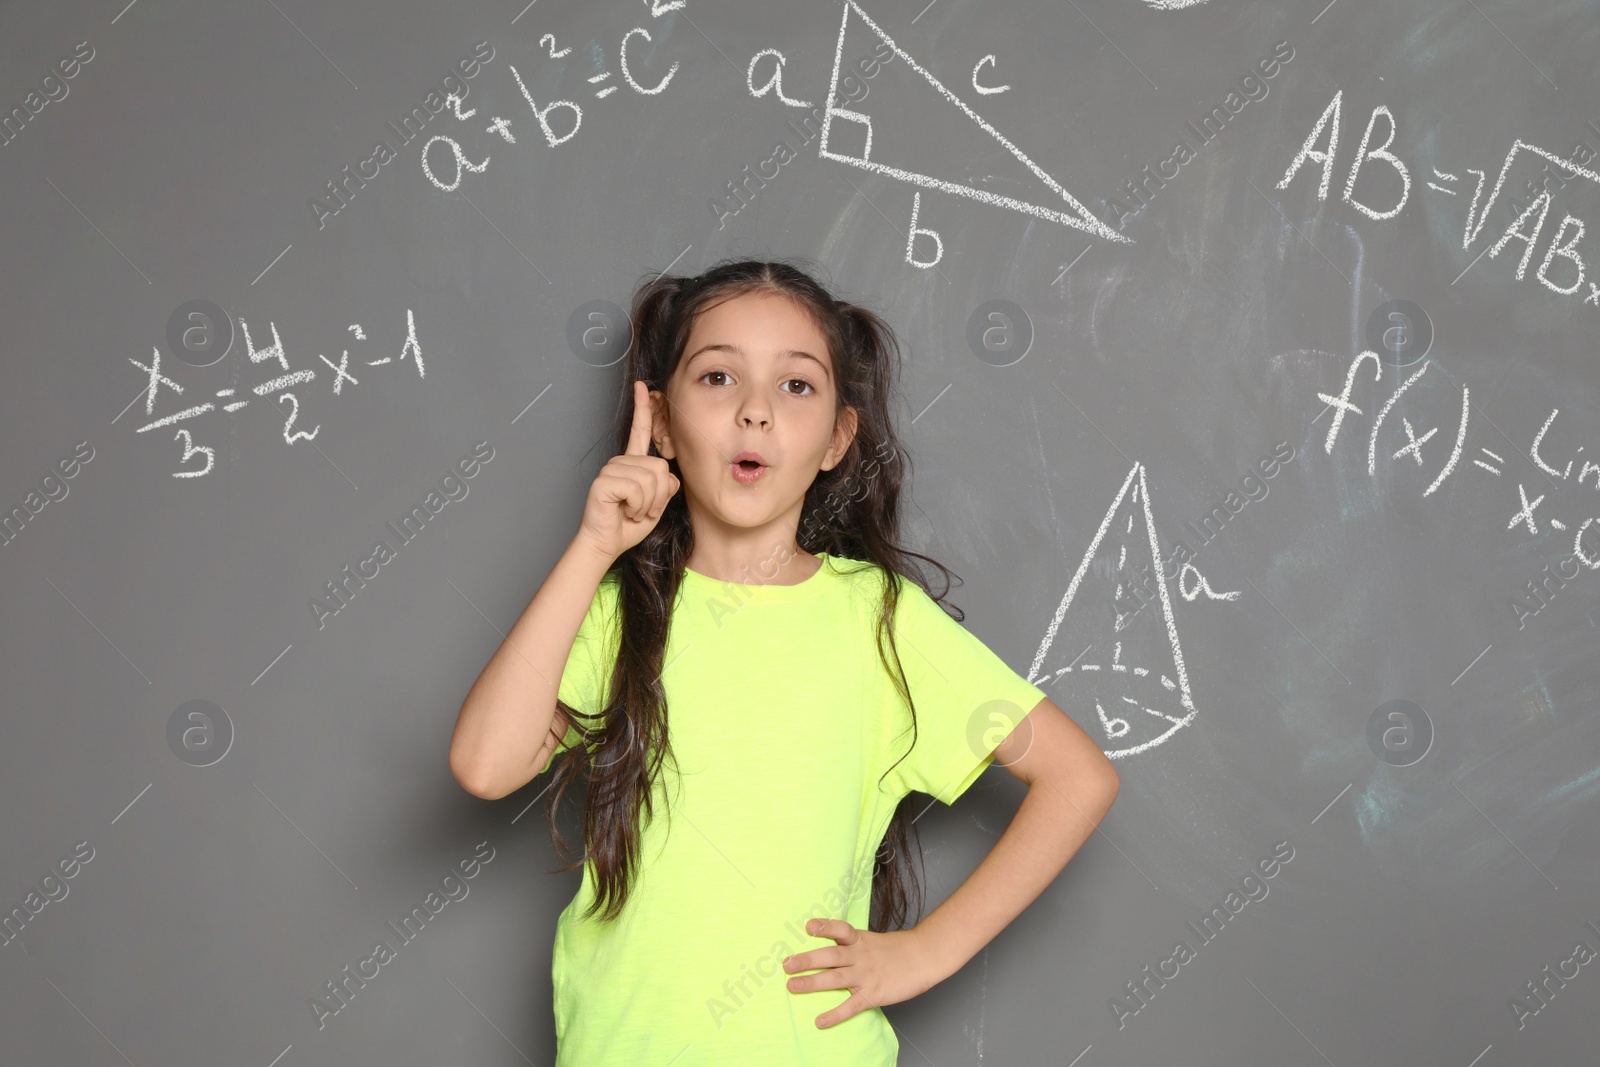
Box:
left=782, top=917, right=944, bottom=1029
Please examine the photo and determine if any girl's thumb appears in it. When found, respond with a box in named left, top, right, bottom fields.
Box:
left=669, top=474, right=681, bottom=493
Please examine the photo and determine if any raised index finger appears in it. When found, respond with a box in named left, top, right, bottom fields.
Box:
left=625, top=380, right=654, bottom=456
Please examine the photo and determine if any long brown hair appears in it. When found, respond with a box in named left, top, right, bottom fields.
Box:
left=544, top=257, right=970, bottom=930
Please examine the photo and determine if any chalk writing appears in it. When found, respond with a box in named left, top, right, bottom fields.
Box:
left=130, top=310, right=428, bottom=478
left=1314, top=351, right=1600, bottom=565
left=818, top=1, right=1128, bottom=245
left=419, top=8, right=687, bottom=193
left=1028, top=463, right=1198, bottom=758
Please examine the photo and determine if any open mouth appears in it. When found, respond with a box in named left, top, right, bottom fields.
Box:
left=731, top=459, right=767, bottom=484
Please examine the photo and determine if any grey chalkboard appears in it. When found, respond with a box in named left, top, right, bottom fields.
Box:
left=3, top=0, right=1598, bottom=1064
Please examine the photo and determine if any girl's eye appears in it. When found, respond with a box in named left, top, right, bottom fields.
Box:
left=698, top=371, right=815, bottom=397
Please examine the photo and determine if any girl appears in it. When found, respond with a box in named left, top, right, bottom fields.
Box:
left=450, top=259, right=1121, bottom=1065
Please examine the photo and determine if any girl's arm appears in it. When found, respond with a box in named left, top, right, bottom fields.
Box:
left=783, top=696, right=1119, bottom=1029
left=448, top=536, right=615, bottom=800
left=912, top=695, right=1121, bottom=980
left=449, top=381, right=679, bottom=800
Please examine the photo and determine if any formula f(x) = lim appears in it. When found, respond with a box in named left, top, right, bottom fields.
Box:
left=818, top=1, right=1131, bottom=245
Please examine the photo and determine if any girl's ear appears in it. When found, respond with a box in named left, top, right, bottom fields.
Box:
left=821, top=405, right=860, bottom=471
left=649, top=389, right=677, bottom=459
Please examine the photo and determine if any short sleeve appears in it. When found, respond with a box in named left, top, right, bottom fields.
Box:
left=538, top=575, right=621, bottom=774
left=881, top=577, right=1048, bottom=804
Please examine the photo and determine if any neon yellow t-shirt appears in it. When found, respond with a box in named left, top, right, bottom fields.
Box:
left=542, top=552, right=1047, bottom=1066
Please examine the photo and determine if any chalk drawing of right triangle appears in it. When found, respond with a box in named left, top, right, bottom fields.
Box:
left=1027, top=463, right=1198, bottom=758
left=819, top=1, right=1131, bottom=245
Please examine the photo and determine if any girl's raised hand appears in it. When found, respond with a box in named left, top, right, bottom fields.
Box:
left=576, top=380, right=681, bottom=562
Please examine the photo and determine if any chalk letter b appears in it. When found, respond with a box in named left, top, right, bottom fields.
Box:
left=906, top=192, right=944, bottom=269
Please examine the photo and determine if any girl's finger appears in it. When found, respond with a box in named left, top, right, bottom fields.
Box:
left=607, top=465, right=653, bottom=504
left=815, top=990, right=873, bottom=1029
left=598, top=470, right=648, bottom=521
left=625, top=381, right=654, bottom=457
left=807, top=917, right=858, bottom=946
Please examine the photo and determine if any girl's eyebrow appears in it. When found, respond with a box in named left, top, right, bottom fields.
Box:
left=684, top=343, right=831, bottom=383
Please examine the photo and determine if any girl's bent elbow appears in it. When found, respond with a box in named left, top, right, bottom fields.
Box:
left=1100, top=754, right=1122, bottom=788
left=460, top=773, right=510, bottom=801
left=1099, top=766, right=1122, bottom=807
left=454, top=756, right=538, bottom=801
left=450, top=751, right=500, bottom=800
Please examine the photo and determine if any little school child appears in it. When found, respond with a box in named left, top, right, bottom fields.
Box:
left=450, top=258, right=1120, bottom=1065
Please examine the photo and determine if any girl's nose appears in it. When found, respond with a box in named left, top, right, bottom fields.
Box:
left=737, top=397, right=772, bottom=429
